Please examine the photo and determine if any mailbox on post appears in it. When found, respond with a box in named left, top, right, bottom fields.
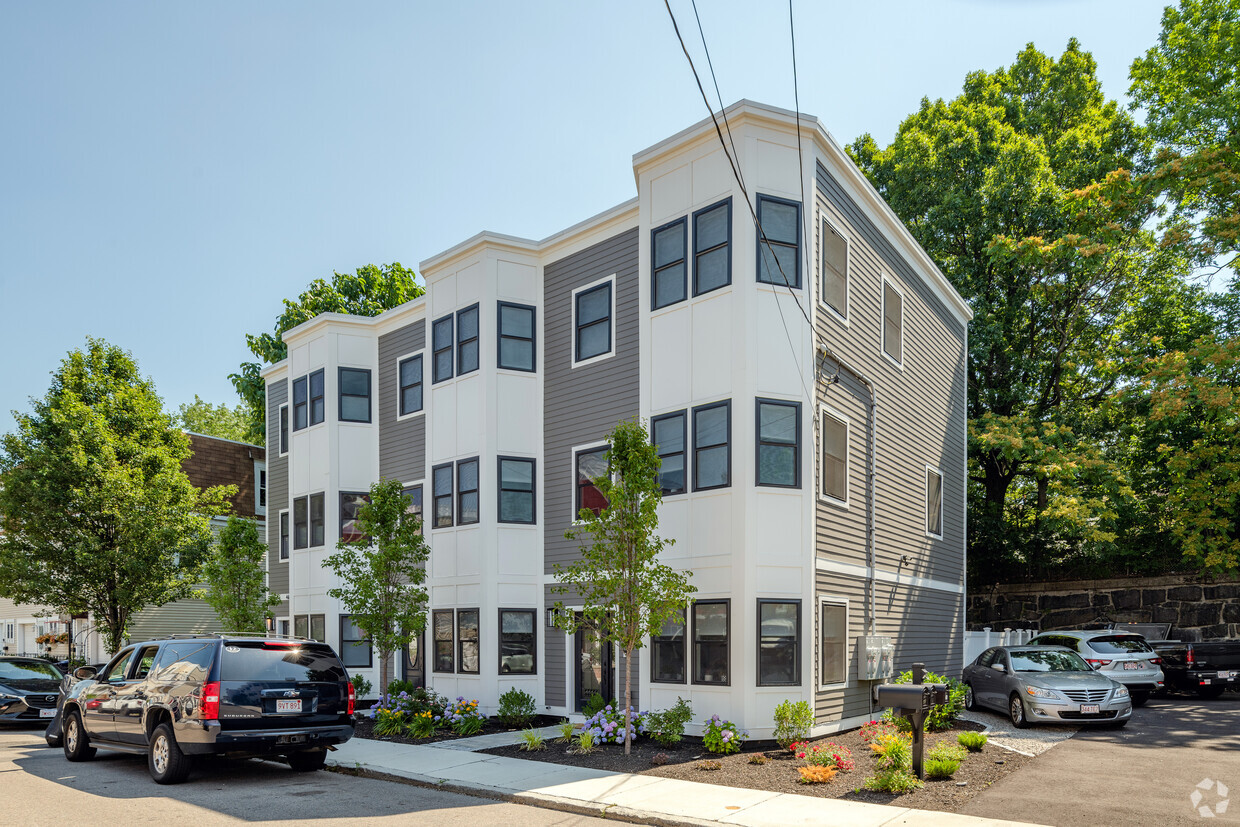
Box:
left=872, top=663, right=949, bottom=779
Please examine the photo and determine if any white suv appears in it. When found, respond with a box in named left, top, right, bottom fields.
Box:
left=1027, top=631, right=1164, bottom=706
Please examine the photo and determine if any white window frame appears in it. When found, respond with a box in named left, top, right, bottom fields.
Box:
left=278, top=508, right=290, bottom=561
left=818, top=405, right=849, bottom=508
left=817, top=595, right=850, bottom=691
left=569, top=440, right=611, bottom=524
left=395, top=348, right=427, bottom=422
left=925, top=464, right=944, bottom=540
left=278, top=403, right=289, bottom=457
left=881, top=275, right=905, bottom=370
left=570, top=273, right=617, bottom=369
left=254, top=460, right=267, bottom=516
left=818, top=213, right=850, bottom=325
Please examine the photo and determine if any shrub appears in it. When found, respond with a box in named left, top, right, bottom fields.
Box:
left=773, top=699, right=814, bottom=748
left=573, top=730, right=596, bottom=754
left=928, top=742, right=967, bottom=763
left=791, top=741, right=855, bottom=772
left=957, top=731, right=988, bottom=752
left=445, top=697, right=486, bottom=735
left=387, top=679, right=416, bottom=696
left=372, top=708, right=407, bottom=737
left=703, top=715, right=748, bottom=755
left=583, top=704, right=646, bottom=745
left=517, top=728, right=546, bottom=751
left=408, top=709, right=438, bottom=738
left=555, top=721, right=576, bottom=743
left=859, top=719, right=899, bottom=743
left=583, top=692, right=607, bottom=718
left=645, top=697, right=693, bottom=747
left=870, top=732, right=912, bottom=771
left=880, top=671, right=966, bottom=732
left=797, top=765, right=838, bottom=784
left=863, top=768, right=923, bottom=794
left=650, top=752, right=669, bottom=766
left=748, top=754, right=768, bottom=765
left=697, top=760, right=722, bottom=771
left=368, top=686, right=449, bottom=720
left=925, top=758, right=961, bottom=780
left=497, top=687, right=537, bottom=728
left=351, top=674, right=373, bottom=698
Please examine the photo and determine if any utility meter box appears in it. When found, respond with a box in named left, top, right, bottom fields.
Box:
left=859, top=635, right=895, bottom=680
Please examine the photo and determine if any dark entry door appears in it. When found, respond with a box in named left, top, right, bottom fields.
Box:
left=574, top=615, right=612, bottom=711
left=402, top=632, right=425, bottom=689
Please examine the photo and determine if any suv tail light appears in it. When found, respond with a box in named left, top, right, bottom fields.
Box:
left=1149, top=657, right=1162, bottom=665
left=347, top=681, right=355, bottom=716
left=199, top=681, right=221, bottom=720
left=1086, top=659, right=1112, bottom=668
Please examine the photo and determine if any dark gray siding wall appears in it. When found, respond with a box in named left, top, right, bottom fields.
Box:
left=266, top=379, right=289, bottom=611
left=542, top=226, right=640, bottom=707
left=378, top=319, right=427, bottom=483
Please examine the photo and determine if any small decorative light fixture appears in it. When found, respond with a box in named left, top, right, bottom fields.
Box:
left=265, top=616, right=275, bottom=633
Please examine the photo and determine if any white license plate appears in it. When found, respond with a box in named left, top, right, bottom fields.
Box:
left=39, top=708, right=56, bottom=718
left=1080, top=704, right=1100, bottom=714
left=275, top=699, right=302, bottom=713
left=1220, top=671, right=1233, bottom=679
left=1123, top=661, right=1141, bottom=670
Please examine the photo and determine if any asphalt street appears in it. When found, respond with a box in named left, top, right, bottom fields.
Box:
left=0, top=727, right=607, bottom=827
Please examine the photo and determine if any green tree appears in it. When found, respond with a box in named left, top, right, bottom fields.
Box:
left=325, top=479, right=429, bottom=692
left=198, top=517, right=280, bottom=633
left=230, top=263, right=422, bottom=442
left=174, top=395, right=252, bottom=443
left=552, top=419, right=696, bottom=755
left=0, top=339, right=229, bottom=653
left=1130, top=0, right=1240, bottom=266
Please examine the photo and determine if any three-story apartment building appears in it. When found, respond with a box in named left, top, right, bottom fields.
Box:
left=263, top=101, right=971, bottom=736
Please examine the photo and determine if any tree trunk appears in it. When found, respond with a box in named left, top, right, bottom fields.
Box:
left=379, top=648, right=391, bottom=697
left=623, top=643, right=633, bottom=755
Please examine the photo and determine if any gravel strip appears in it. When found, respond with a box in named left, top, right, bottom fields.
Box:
left=960, top=709, right=1079, bottom=756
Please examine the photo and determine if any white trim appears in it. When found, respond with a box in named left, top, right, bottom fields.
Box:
left=569, top=440, right=610, bottom=525
left=277, top=509, right=290, bottom=561
left=925, top=464, right=944, bottom=540
left=817, top=595, right=850, bottom=691
left=818, top=405, right=849, bottom=508
left=817, top=212, right=849, bottom=325
left=254, top=460, right=267, bottom=517
left=394, top=348, right=427, bottom=422
left=570, top=273, right=618, bottom=369
left=815, top=556, right=964, bottom=595
left=881, top=275, right=905, bottom=370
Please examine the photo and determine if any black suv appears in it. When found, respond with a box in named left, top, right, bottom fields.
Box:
left=61, top=634, right=355, bottom=784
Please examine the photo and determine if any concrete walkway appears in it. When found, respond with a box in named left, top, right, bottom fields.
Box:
left=328, top=728, right=1046, bottom=827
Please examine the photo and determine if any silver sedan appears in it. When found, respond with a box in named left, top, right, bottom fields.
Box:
left=961, top=645, right=1132, bottom=728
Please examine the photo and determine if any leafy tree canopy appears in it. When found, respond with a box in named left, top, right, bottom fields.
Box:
left=174, top=395, right=252, bottom=444
left=198, top=516, right=279, bottom=633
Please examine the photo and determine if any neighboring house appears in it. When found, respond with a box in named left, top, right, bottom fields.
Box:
left=262, top=100, right=970, bottom=736
left=0, top=432, right=266, bottom=660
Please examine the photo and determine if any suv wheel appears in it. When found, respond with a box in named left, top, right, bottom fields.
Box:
left=63, top=710, right=96, bottom=761
left=148, top=722, right=193, bottom=784
left=287, top=750, right=327, bottom=772
left=1009, top=693, right=1029, bottom=729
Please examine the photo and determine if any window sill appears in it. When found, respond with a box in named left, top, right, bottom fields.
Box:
left=571, top=351, right=615, bottom=370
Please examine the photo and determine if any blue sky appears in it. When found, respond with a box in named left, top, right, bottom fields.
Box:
left=0, top=1, right=1171, bottom=436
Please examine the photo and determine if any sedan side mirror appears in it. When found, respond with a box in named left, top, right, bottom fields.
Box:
left=73, top=666, right=97, bottom=680
left=991, top=663, right=1007, bottom=673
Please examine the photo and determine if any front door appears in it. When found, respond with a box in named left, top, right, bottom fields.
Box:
left=402, top=633, right=425, bottom=689
left=574, top=615, right=612, bottom=712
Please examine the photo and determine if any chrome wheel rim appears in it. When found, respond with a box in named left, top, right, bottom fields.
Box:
left=1010, top=697, right=1023, bottom=724
left=965, top=685, right=973, bottom=708
left=66, top=718, right=78, bottom=752
left=152, top=735, right=169, bottom=775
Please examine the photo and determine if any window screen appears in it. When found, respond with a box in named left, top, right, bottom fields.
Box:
left=694, top=199, right=731, bottom=295
left=757, top=195, right=801, bottom=287
left=652, top=218, right=686, bottom=309
left=821, top=412, right=847, bottom=503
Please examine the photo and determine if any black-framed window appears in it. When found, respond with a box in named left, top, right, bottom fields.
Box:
left=292, top=377, right=308, bottom=431
left=432, top=315, right=454, bottom=383
left=926, top=467, right=943, bottom=538
left=293, top=496, right=309, bottom=549
left=692, top=601, right=729, bottom=685
left=756, top=194, right=801, bottom=288
left=399, top=354, right=423, bottom=415
left=652, top=217, right=687, bottom=310
left=497, top=302, right=536, bottom=371
left=883, top=280, right=903, bottom=364
left=651, top=609, right=686, bottom=683
left=820, top=601, right=847, bottom=686
left=652, top=411, right=686, bottom=496
left=433, top=610, right=454, bottom=672
left=279, top=511, right=290, bottom=560
left=756, top=398, right=800, bottom=488
left=340, top=615, right=372, bottom=668
left=498, top=457, right=535, bottom=524
left=458, top=609, right=479, bottom=674
left=339, top=367, right=371, bottom=423
left=279, top=405, right=289, bottom=453
left=403, top=484, right=423, bottom=534
left=575, top=446, right=609, bottom=517
left=457, top=304, right=479, bottom=375
left=758, top=599, right=801, bottom=686
left=821, top=218, right=848, bottom=317
left=457, top=457, right=479, bottom=525
left=574, top=281, right=612, bottom=362
left=821, top=410, right=848, bottom=503
left=692, top=400, right=731, bottom=491
left=432, top=464, right=453, bottom=528
left=309, top=369, right=326, bottom=426
left=309, top=492, right=325, bottom=547
left=694, top=198, right=731, bottom=295
left=340, top=492, right=370, bottom=544
left=499, top=609, right=536, bottom=675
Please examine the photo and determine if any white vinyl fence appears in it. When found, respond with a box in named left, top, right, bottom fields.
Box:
left=963, top=627, right=1037, bottom=664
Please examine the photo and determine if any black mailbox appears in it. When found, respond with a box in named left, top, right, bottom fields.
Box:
left=930, top=683, right=949, bottom=706
left=875, top=684, right=931, bottom=713
left=872, top=664, right=951, bottom=781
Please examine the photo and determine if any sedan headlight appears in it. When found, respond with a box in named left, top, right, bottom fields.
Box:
left=0, top=693, right=20, bottom=701
left=1113, top=685, right=1130, bottom=698
left=1025, top=686, right=1059, bottom=699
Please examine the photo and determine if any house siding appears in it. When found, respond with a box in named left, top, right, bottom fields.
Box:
left=378, top=319, right=427, bottom=484
left=266, top=378, right=290, bottom=606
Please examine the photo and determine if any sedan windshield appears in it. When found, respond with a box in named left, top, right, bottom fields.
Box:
left=1010, top=650, right=1092, bottom=672
left=0, top=660, right=63, bottom=681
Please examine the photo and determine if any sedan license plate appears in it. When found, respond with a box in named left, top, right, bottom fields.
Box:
left=276, top=699, right=302, bottom=713
left=1123, top=661, right=1141, bottom=670
left=1080, top=704, right=1100, bottom=714
left=39, top=708, right=56, bottom=718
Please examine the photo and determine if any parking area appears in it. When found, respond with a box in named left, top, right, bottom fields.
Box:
left=961, top=693, right=1240, bottom=825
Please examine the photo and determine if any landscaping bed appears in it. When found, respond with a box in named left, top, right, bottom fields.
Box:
left=353, top=714, right=565, bottom=746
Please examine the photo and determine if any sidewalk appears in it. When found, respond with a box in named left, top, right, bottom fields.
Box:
left=327, top=728, right=1047, bottom=827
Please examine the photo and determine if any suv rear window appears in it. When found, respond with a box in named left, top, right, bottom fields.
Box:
left=220, top=643, right=346, bottom=683
left=1088, top=635, right=1153, bottom=654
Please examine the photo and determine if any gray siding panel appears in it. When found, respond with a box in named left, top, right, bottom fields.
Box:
left=378, top=319, right=427, bottom=484
left=266, top=379, right=290, bottom=597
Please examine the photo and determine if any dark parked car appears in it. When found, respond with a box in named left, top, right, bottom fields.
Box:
left=61, top=635, right=355, bottom=784
left=1152, top=640, right=1240, bottom=699
left=962, top=645, right=1132, bottom=728
left=0, top=658, right=64, bottom=725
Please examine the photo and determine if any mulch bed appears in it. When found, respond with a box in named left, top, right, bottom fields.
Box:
left=482, top=721, right=1033, bottom=814
left=353, top=714, right=565, bottom=746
